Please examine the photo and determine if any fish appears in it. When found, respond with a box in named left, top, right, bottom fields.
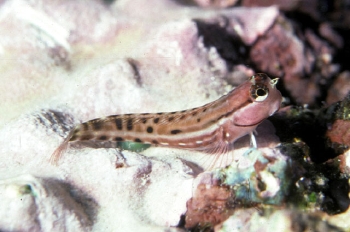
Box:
left=50, top=73, right=282, bottom=169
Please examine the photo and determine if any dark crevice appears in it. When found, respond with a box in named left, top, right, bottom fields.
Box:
left=194, top=19, right=250, bottom=71
left=127, top=58, right=143, bottom=87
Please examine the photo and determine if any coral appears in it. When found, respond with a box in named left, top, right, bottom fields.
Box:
left=215, top=148, right=290, bottom=205
left=0, top=175, right=95, bottom=231
left=327, top=71, right=350, bottom=104
left=327, top=120, right=350, bottom=147
left=185, top=176, right=234, bottom=229
left=268, top=97, right=350, bottom=216
left=250, top=16, right=340, bottom=105
left=184, top=147, right=292, bottom=230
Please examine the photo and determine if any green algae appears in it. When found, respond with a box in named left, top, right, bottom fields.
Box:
left=334, top=94, right=350, bottom=120
left=116, top=141, right=151, bottom=153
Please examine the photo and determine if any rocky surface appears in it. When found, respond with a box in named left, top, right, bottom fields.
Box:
left=0, top=0, right=349, bottom=231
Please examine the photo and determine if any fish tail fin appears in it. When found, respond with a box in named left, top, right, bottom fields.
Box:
left=49, top=129, right=75, bottom=165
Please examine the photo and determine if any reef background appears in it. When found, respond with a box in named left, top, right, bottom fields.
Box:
left=0, top=0, right=350, bottom=231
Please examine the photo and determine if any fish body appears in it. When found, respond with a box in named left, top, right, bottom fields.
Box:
left=51, top=73, right=282, bottom=166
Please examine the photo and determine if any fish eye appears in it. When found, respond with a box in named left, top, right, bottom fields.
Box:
left=256, top=88, right=266, bottom=96
left=250, top=85, right=269, bottom=102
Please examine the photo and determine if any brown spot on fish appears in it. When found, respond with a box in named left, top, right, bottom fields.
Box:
left=180, top=115, right=186, bottom=120
left=82, top=123, right=89, bottom=131
left=192, top=112, right=198, bottom=116
left=170, top=112, right=177, bottom=114
left=154, top=118, right=159, bottom=124
left=170, top=129, right=182, bottom=134
left=203, top=108, right=207, bottom=112
left=152, top=140, right=158, bottom=144
left=114, top=137, right=124, bottom=141
left=99, top=135, right=108, bottom=140
left=92, top=122, right=102, bottom=130
left=115, top=118, right=123, bottom=130
left=141, top=118, right=147, bottom=124
left=197, top=118, right=201, bottom=123
left=168, top=117, right=174, bottom=122
left=127, top=118, right=133, bottom=130
left=134, top=138, right=142, bottom=143
left=157, top=112, right=163, bottom=115
left=147, top=126, right=153, bottom=133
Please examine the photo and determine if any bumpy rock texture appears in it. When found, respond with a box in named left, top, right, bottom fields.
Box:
left=0, top=0, right=349, bottom=231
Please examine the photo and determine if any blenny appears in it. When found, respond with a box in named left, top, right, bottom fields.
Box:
left=51, top=73, right=282, bottom=168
